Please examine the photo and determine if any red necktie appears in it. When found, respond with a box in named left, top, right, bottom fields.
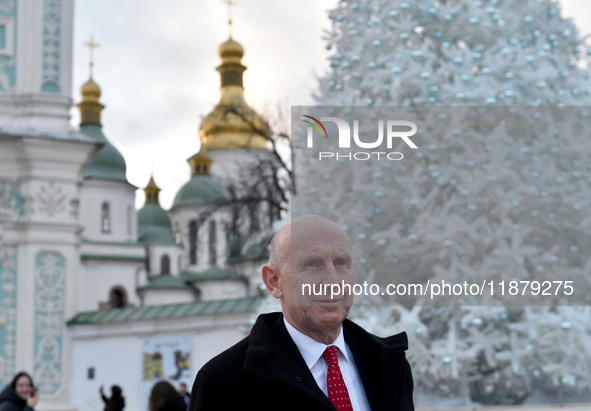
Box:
left=323, top=346, right=353, bottom=410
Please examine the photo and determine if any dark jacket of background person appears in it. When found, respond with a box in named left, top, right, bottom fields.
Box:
left=0, top=386, right=34, bottom=411
left=190, top=312, right=414, bottom=411
left=149, top=381, right=186, bottom=411
left=101, top=386, right=125, bottom=411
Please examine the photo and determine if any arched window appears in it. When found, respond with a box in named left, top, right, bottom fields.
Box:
left=189, top=221, right=197, bottom=265
left=127, top=205, right=133, bottom=236
left=161, top=254, right=170, bottom=275
left=209, top=220, right=217, bottom=265
left=101, top=202, right=111, bottom=233
left=109, top=286, right=127, bottom=308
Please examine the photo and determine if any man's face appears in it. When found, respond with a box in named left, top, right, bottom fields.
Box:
left=179, top=384, right=187, bottom=394
left=279, top=218, right=355, bottom=336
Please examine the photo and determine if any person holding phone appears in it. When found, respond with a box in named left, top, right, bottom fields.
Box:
left=0, top=372, right=38, bottom=411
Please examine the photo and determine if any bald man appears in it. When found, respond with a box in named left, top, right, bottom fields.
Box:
left=190, top=216, right=414, bottom=411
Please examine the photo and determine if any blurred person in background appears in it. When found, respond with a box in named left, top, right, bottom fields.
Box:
left=149, top=381, right=186, bottom=411
left=99, top=385, right=125, bottom=411
left=178, top=383, right=190, bottom=410
left=0, top=372, right=38, bottom=411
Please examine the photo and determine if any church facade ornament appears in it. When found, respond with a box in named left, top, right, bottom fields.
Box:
left=33, top=252, right=66, bottom=396
left=0, top=181, right=25, bottom=222
left=35, top=182, right=67, bottom=218
left=0, top=0, right=16, bottom=91
left=0, top=244, right=17, bottom=388
left=41, top=0, right=62, bottom=93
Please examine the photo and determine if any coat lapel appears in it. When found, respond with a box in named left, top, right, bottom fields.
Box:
left=343, top=328, right=378, bottom=411
left=343, top=319, right=410, bottom=411
left=243, top=313, right=336, bottom=410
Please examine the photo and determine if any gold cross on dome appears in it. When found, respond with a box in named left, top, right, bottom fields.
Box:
left=83, top=35, right=100, bottom=76
left=222, top=0, right=237, bottom=38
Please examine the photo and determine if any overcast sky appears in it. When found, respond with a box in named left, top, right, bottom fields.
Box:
left=71, top=0, right=591, bottom=210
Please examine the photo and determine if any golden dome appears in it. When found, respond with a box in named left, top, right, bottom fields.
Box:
left=218, top=38, right=244, bottom=64
left=78, top=76, right=105, bottom=124
left=144, top=174, right=161, bottom=203
left=188, top=146, right=213, bottom=175
left=80, top=77, right=101, bottom=103
left=199, top=37, right=269, bottom=151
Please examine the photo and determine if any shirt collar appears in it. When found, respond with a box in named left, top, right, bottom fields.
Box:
left=283, top=316, right=349, bottom=370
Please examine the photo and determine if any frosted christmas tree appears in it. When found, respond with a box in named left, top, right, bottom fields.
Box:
left=318, top=0, right=591, bottom=107
left=291, top=0, right=591, bottom=405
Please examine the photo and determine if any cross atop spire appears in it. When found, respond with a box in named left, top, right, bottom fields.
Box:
left=222, top=0, right=237, bottom=38
left=83, top=35, right=100, bottom=77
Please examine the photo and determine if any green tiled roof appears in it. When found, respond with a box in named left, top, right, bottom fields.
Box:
left=181, top=266, right=246, bottom=283
left=67, top=297, right=264, bottom=325
left=80, top=123, right=128, bottom=182
left=137, top=203, right=176, bottom=245
left=141, top=275, right=192, bottom=289
left=172, top=175, right=230, bottom=207
left=81, top=254, right=146, bottom=262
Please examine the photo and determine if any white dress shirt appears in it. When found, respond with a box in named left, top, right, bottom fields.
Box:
left=283, top=317, right=372, bottom=411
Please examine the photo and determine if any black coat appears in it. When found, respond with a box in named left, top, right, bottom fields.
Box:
left=101, top=394, right=125, bottom=411
left=0, top=386, right=34, bottom=411
left=190, top=312, right=414, bottom=411
left=160, top=395, right=187, bottom=411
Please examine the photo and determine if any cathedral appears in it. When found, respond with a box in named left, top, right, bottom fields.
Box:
left=0, top=1, right=279, bottom=410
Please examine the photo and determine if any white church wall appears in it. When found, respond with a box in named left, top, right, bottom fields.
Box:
left=169, top=206, right=232, bottom=273
left=79, top=258, right=144, bottom=311
left=69, top=313, right=252, bottom=411
left=234, top=260, right=267, bottom=297
left=147, top=244, right=183, bottom=276
left=80, top=179, right=137, bottom=243
left=198, top=280, right=248, bottom=301
left=0, top=0, right=75, bottom=132
left=208, top=148, right=272, bottom=188
left=70, top=335, right=142, bottom=411
left=15, top=241, right=81, bottom=411
left=142, top=288, right=195, bottom=306
left=0, top=130, right=98, bottom=410
left=0, top=139, right=20, bottom=179
left=207, top=149, right=277, bottom=236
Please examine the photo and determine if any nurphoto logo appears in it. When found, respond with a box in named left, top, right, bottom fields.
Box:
left=302, top=115, right=419, bottom=161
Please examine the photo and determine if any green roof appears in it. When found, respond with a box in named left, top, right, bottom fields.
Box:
left=81, top=254, right=146, bottom=262
left=181, top=266, right=246, bottom=283
left=80, top=123, right=128, bottom=182
left=172, top=175, right=230, bottom=207
left=67, top=296, right=264, bottom=325
left=141, top=275, right=192, bottom=289
left=138, top=203, right=175, bottom=245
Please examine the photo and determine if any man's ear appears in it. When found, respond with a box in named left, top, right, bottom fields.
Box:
left=262, top=264, right=283, bottom=298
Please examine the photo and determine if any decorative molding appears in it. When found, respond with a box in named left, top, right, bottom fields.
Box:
left=35, top=182, right=67, bottom=217
left=41, top=0, right=61, bottom=93
left=0, top=0, right=16, bottom=91
left=33, top=252, right=66, bottom=396
left=0, top=244, right=17, bottom=389
left=0, top=180, right=25, bottom=222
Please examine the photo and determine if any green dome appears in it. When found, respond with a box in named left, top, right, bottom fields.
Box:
left=138, top=203, right=175, bottom=244
left=80, top=123, right=128, bottom=182
left=173, top=175, right=230, bottom=207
